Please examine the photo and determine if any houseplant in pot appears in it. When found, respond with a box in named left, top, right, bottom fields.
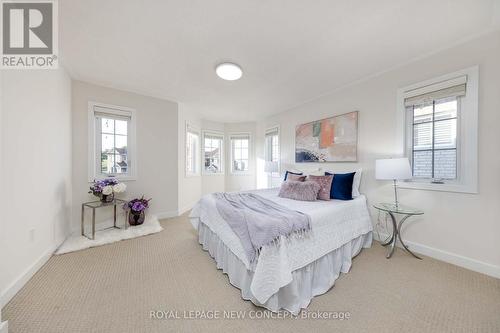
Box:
left=89, top=178, right=127, bottom=202
left=125, top=196, right=151, bottom=226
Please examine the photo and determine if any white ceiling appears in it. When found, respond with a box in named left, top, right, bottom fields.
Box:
left=60, top=0, right=500, bottom=122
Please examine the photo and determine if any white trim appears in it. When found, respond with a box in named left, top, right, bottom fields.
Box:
left=185, top=122, right=201, bottom=178
left=178, top=200, right=198, bottom=216
left=0, top=245, right=55, bottom=309
left=229, top=132, right=253, bottom=175
left=201, top=130, right=225, bottom=175
left=155, top=210, right=179, bottom=220
left=265, top=125, right=281, bottom=187
left=396, top=66, right=479, bottom=194
left=373, top=232, right=500, bottom=279
left=87, top=101, right=137, bottom=181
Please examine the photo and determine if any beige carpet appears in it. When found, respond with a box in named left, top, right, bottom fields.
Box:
left=3, top=214, right=500, bottom=333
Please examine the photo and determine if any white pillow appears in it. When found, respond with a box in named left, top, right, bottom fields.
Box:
left=325, top=168, right=362, bottom=198
left=352, top=169, right=362, bottom=198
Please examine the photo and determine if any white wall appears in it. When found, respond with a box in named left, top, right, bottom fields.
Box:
left=0, top=67, right=72, bottom=307
left=255, top=31, right=500, bottom=276
left=71, top=81, right=179, bottom=228
left=224, top=122, right=257, bottom=192
left=178, top=104, right=202, bottom=214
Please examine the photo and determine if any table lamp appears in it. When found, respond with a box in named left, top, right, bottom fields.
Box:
left=375, top=158, right=412, bottom=208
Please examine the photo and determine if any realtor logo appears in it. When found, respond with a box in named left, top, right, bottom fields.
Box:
left=1, top=0, right=58, bottom=69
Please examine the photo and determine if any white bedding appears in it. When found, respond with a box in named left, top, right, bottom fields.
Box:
left=189, top=188, right=373, bottom=304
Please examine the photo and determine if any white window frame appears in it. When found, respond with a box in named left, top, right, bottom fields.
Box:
left=185, top=122, right=201, bottom=177
left=265, top=125, right=281, bottom=186
left=88, top=102, right=137, bottom=181
left=397, top=66, right=478, bottom=194
left=230, top=133, right=252, bottom=175
left=202, top=130, right=225, bottom=175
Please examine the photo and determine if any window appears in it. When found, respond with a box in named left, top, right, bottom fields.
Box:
left=398, top=66, right=478, bottom=193
left=409, top=98, right=458, bottom=180
left=186, top=124, right=200, bottom=176
left=88, top=102, right=136, bottom=180
left=230, top=134, right=251, bottom=173
left=203, top=131, right=224, bottom=174
left=265, top=126, right=280, bottom=186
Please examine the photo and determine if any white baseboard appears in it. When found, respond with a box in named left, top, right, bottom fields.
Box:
left=178, top=200, right=197, bottom=216
left=155, top=210, right=179, bottom=220
left=373, top=232, right=500, bottom=279
left=0, top=245, right=55, bottom=309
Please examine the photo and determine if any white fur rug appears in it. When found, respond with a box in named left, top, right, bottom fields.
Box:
left=56, top=215, right=163, bottom=254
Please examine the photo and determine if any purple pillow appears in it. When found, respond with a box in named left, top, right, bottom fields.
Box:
left=307, top=174, right=334, bottom=200
left=278, top=180, right=320, bottom=201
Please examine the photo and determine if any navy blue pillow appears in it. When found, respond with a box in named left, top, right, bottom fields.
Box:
left=284, top=171, right=303, bottom=181
left=325, top=172, right=355, bottom=200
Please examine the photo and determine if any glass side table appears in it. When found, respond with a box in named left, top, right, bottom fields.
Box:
left=373, top=203, right=424, bottom=260
left=81, top=198, right=128, bottom=240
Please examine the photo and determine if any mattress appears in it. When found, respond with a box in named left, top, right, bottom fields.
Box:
left=189, top=188, right=373, bottom=308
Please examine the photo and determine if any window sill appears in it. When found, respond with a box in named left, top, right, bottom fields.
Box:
left=399, top=181, right=478, bottom=194
left=202, top=172, right=225, bottom=176
left=230, top=172, right=253, bottom=176
left=185, top=173, right=201, bottom=178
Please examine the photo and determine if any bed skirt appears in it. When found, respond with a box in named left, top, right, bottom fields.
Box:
left=197, top=222, right=372, bottom=314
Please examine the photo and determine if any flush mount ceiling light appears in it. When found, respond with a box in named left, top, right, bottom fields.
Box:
left=215, top=62, right=243, bottom=81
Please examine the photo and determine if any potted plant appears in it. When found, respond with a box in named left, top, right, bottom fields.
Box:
left=89, top=178, right=127, bottom=202
left=124, top=196, right=151, bottom=226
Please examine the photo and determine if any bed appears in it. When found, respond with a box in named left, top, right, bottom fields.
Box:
left=189, top=188, right=373, bottom=314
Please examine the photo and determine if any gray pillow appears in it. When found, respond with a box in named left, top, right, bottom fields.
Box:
left=278, top=180, right=320, bottom=201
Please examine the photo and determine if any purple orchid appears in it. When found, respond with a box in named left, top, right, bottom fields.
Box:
left=124, top=196, right=151, bottom=213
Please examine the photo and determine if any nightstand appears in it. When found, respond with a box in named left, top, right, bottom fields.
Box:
left=373, top=203, right=424, bottom=259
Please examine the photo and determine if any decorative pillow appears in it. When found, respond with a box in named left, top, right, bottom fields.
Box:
left=287, top=174, right=307, bottom=182
left=284, top=170, right=303, bottom=181
left=325, top=172, right=355, bottom=200
left=278, top=180, right=320, bottom=201
left=325, top=169, right=362, bottom=198
left=307, top=174, right=334, bottom=200
left=352, top=169, right=362, bottom=197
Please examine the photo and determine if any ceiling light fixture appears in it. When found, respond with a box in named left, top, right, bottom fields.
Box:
left=215, top=62, right=243, bottom=81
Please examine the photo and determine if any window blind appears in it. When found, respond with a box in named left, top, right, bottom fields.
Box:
left=404, top=76, right=466, bottom=106
left=94, top=106, right=132, bottom=121
left=265, top=127, right=279, bottom=137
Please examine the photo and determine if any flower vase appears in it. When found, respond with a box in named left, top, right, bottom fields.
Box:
left=100, top=193, right=114, bottom=203
left=129, top=210, right=145, bottom=226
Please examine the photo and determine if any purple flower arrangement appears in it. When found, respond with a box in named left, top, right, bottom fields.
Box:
left=125, top=196, right=151, bottom=213
left=89, top=178, right=118, bottom=195
left=89, top=178, right=127, bottom=203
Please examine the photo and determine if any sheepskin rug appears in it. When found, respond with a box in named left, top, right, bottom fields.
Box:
left=55, top=215, right=163, bottom=254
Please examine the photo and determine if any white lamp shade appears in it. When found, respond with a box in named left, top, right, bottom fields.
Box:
left=375, top=158, right=412, bottom=180
left=264, top=161, right=279, bottom=173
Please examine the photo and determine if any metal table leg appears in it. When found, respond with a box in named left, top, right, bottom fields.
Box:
left=125, top=210, right=129, bottom=230
left=386, top=212, right=398, bottom=259
left=92, top=208, right=96, bottom=240
left=81, top=204, right=85, bottom=236
left=398, top=216, right=422, bottom=260
left=113, top=203, right=117, bottom=228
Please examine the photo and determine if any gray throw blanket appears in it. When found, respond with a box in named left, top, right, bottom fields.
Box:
left=213, top=192, right=311, bottom=262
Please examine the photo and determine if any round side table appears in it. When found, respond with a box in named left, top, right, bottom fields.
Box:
left=373, top=203, right=424, bottom=259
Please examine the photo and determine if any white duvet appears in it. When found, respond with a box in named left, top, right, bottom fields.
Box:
left=189, top=188, right=373, bottom=304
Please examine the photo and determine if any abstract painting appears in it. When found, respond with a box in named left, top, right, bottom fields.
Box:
left=295, top=111, right=358, bottom=162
